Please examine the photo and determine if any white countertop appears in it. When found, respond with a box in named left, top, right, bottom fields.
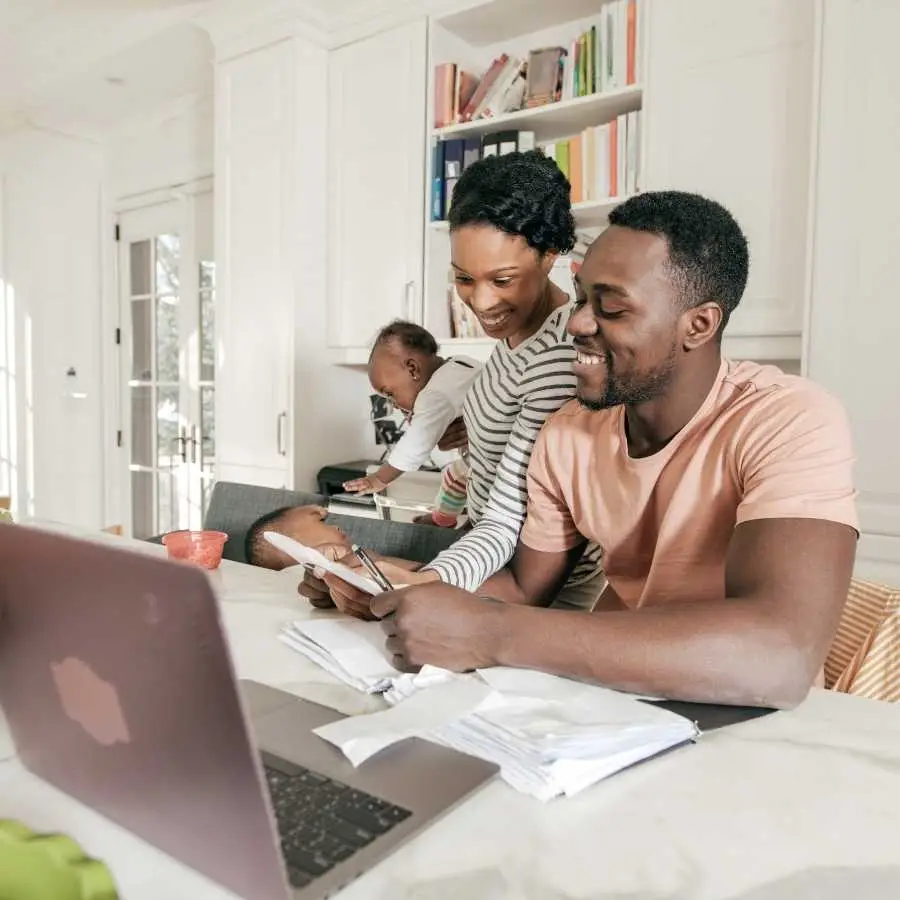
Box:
left=2, top=526, right=900, bottom=899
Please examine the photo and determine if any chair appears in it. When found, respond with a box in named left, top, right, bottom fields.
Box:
left=152, top=481, right=461, bottom=566
left=825, top=578, right=900, bottom=703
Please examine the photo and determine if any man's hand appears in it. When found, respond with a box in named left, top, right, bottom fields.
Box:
left=343, top=475, right=387, bottom=495
left=437, top=417, right=468, bottom=452
left=325, top=556, right=441, bottom=620
left=371, top=583, right=506, bottom=672
left=297, top=542, right=353, bottom=612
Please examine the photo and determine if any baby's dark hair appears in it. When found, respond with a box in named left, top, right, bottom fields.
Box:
left=244, top=506, right=292, bottom=565
left=371, top=320, right=439, bottom=359
left=448, top=150, right=575, bottom=255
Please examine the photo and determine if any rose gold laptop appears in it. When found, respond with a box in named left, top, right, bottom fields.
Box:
left=0, top=525, right=496, bottom=899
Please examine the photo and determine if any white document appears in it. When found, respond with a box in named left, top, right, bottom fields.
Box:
left=263, top=531, right=383, bottom=595
left=314, top=677, right=494, bottom=766
left=279, top=617, right=400, bottom=693
left=325, top=664, right=699, bottom=800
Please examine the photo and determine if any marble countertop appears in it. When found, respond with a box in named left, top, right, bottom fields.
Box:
left=2, top=525, right=899, bottom=899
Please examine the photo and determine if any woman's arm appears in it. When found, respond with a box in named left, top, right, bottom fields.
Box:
left=423, top=355, right=577, bottom=591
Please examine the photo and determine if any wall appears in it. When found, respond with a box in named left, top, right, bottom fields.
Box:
left=806, top=0, right=900, bottom=584
left=106, top=94, right=214, bottom=199
left=290, top=39, right=379, bottom=490
left=0, top=128, right=106, bottom=527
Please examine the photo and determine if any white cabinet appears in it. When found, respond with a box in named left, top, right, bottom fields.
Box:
left=215, top=40, right=295, bottom=487
left=327, top=18, right=428, bottom=351
left=807, top=0, right=900, bottom=583
left=644, top=0, right=816, bottom=352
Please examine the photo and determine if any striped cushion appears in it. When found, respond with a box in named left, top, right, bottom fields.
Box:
left=825, top=578, right=900, bottom=703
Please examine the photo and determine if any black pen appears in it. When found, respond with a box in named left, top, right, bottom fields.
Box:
left=351, top=544, right=394, bottom=592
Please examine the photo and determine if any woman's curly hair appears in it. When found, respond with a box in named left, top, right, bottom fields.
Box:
left=447, top=150, right=575, bottom=255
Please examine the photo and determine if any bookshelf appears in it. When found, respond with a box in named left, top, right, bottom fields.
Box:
left=433, top=84, right=642, bottom=142
left=423, top=0, right=645, bottom=357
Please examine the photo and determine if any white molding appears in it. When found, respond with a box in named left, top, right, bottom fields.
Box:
left=197, top=0, right=329, bottom=58
left=114, top=176, right=214, bottom=215
left=800, top=0, right=825, bottom=377
left=106, top=90, right=213, bottom=141
left=855, top=532, right=900, bottom=587
left=858, top=492, right=900, bottom=538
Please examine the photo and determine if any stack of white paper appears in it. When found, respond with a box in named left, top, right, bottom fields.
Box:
left=279, top=618, right=700, bottom=799
left=279, top=619, right=401, bottom=693
left=314, top=661, right=699, bottom=800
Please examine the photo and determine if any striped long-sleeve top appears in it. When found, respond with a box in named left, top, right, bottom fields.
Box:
left=425, top=304, right=604, bottom=592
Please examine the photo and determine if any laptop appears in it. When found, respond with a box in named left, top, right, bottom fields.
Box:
left=0, top=525, right=497, bottom=899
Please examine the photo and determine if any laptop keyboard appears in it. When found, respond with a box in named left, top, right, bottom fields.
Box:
left=263, top=763, right=412, bottom=889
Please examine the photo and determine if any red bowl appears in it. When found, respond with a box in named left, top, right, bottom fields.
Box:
left=161, top=530, right=228, bottom=569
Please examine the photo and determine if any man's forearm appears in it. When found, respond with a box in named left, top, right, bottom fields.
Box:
left=491, top=598, right=816, bottom=708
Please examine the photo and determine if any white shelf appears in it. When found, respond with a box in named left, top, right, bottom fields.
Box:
left=428, top=195, right=635, bottom=232
left=440, top=337, right=497, bottom=361
left=433, top=85, right=642, bottom=143
left=328, top=337, right=497, bottom=367
left=438, top=0, right=613, bottom=47
left=330, top=333, right=801, bottom=368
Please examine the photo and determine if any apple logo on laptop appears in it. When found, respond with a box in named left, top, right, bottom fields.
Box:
left=51, top=657, right=131, bottom=746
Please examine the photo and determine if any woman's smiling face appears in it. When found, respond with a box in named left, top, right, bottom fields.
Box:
left=450, top=224, right=556, bottom=343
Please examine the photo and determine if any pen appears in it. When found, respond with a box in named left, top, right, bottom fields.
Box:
left=351, top=544, right=394, bottom=592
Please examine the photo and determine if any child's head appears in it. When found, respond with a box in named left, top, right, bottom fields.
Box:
left=368, top=320, right=442, bottom=413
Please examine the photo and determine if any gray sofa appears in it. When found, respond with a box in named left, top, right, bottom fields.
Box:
left=163, top=481, right=461, bottom=566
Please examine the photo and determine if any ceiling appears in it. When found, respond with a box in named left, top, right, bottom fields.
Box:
left=0, top=0, right=381, bottom=137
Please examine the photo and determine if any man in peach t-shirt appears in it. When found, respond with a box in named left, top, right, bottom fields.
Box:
left=371, top=191, right=858, bottom=709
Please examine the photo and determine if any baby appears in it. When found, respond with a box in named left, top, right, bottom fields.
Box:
left=343, top=320, right=480, bottom=528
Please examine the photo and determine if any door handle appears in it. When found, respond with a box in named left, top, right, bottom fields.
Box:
left=403, top=280, right=417, bottom=322
left=276, top=412, right=288, bottom=456
left=172, top=428, right=187, bottom=464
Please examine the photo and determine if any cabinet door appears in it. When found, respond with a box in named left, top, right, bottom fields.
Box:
left=327, top=18, right=427, bottom=349
left=215, top=41, right=294, bottom=485
left=807, top=0, right=900, bottom=583
left=644, top=0, right=815, bottom=342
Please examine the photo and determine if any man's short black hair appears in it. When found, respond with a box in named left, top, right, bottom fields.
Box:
left=448, top=150, right=576, bottom=255
left=245, top=506, right=292, bottom=565
left=609, top=191, right=750, bottom=334
left=372, top=320, right=439, bottom=357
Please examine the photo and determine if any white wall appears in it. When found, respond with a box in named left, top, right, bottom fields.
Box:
left=806, top=0, right=900, bottom=585
left=0, top=128, right=106, bottom=527
left=106, top=94, right=214, bottom=199
left=289, top=40, right=379, bottom=490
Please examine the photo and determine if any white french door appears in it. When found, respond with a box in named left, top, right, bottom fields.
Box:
left=117, top=190, right=215, bottom=538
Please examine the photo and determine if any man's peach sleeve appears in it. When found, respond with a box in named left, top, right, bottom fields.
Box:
left=736, top=384, right=859, bottom=531
left=519, top=425, right=583, bottom=552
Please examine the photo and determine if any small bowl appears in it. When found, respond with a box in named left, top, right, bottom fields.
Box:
left=161, top=530, right=228, bottom=570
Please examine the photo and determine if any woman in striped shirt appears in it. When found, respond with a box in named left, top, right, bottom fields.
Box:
left=310, top=151, right=604, bottom=611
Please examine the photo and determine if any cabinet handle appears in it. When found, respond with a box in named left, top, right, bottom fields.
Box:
left=403, top=280, right=416, bottom=322
left=276, top=412, right=288, bottom=456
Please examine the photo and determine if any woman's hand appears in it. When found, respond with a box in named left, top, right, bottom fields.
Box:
left=343, top=475, right=387, bottom=495
left=437, top=417, right=468, bottom=452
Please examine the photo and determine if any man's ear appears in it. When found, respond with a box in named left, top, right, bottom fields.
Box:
left=682, top=302, right=723, bottom=350
left=406, top=357, right=421, bottom=381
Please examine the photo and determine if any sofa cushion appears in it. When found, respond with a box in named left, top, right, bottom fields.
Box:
left=204, top=482, right=326, bottom=562
left=325, top=513, right=460, bottom=565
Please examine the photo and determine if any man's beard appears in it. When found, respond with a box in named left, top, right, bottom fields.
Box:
left=576, top=345, right=677, bottom=411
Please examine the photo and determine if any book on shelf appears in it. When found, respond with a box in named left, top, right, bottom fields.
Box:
left=431, top=129, right=536, bottom=221
left=542, top=109, right=641, bottom=204
left=433, top=62, right=480, bottom=129
left=432, top=0, right=640, bottom=127
left=448, top=278, right=487, bottom=340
